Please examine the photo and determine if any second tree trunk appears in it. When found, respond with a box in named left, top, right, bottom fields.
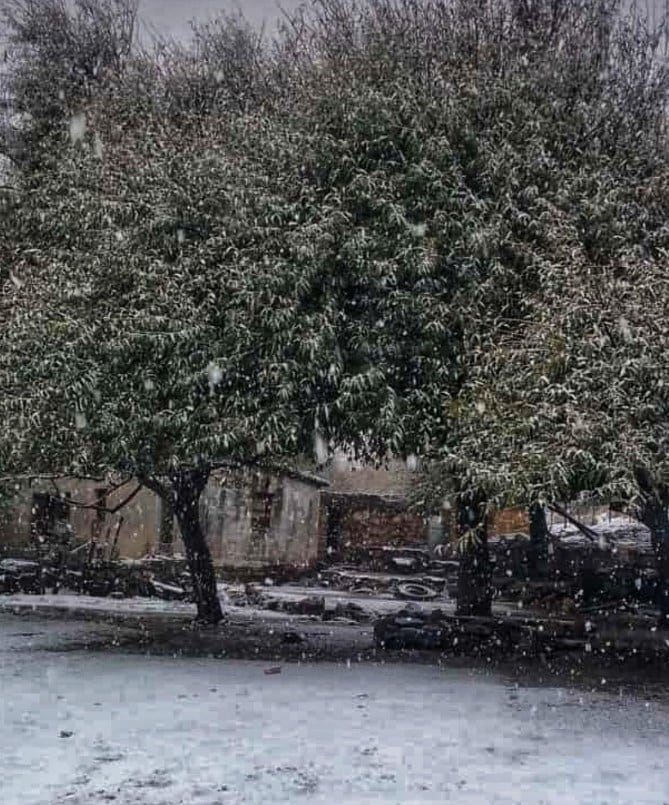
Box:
left=641, top=498, right=669, bottom=629
left=456, top=497, right=492, bottom=617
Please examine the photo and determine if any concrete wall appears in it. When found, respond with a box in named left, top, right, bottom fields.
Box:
left=0, top=478, right=161, bottom=558
left=196, top=468, right=322, bottom=571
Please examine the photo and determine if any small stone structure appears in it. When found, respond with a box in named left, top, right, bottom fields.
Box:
left=0, top=466, right=328, bottom=574
left=194, top=465, right=328, bottom=574
left=0, top=478, right=161, bottom=559
left=323, top=491, right=429, bottom=562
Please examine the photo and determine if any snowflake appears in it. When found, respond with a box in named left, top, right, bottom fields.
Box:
left=69, top=113, right=87, bottom=144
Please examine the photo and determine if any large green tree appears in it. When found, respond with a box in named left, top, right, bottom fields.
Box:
left=249, top=0, right=669, bottom=616
left=3, top=0, right=669, bottom=626
left=0, top=100, right=323, bottom=621
left=0, top=5, right=306, bottom=621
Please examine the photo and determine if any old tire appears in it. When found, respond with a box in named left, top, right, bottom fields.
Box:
left=395, top=582, right=439, bottom=601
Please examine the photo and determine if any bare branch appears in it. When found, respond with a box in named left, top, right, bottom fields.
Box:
left=548, top=503, right=601, bottom=543
left=137, top=474, right=169, bottom=500
left=53, top=481, right=143, bottom=515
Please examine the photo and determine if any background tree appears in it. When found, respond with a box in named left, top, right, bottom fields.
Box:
left=0, top=0, right=138, bottom=171
left=253, top=0, right=669, bottom=616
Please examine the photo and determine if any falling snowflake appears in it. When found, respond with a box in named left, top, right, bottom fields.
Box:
left=405, top=454, right=418, bottom=472
left=69, top=113, right=87, bottom=144
left=93, top=132, right=104, bottom=159
left=313, top=429, right=328, bottom=465
left=617, top=316, right=633, bottom=343
left=207, top=362, right=223, bottom=391
left=75, top=411, right=87, bottom=430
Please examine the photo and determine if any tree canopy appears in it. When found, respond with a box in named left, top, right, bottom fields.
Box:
left=2, top=0, right=669, bottom=620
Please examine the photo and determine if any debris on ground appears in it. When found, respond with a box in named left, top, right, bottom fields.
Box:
left=0, top=559, right=42, bottom=594
left=0, top=550, right=194, bottom=602
left=373, top=604, right=591, bottom=656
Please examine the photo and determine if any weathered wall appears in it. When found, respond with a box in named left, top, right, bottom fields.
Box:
left=195, top=469, right=322, bottom=571
left=320, top=453, right=416, bottom=497
left=323, top=492, right=428, bottom=560
left=0, top=478, right=161, bottom=558
left=0, top=469, right=324, bottom=571
left=489, top=507, right=529, bottom=536
left=0, top=482, right=32, bottom=549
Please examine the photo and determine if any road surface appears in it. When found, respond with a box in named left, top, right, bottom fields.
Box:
left=2, top=614, right=668, bottom=805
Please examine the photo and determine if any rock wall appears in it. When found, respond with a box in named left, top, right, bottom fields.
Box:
left=196, top=468, right=324, bottom=573
left=323, top=492, right=428, bottom=561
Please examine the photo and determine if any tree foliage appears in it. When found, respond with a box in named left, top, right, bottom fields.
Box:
left=0, top=0, right=137, bottom=170
left=2, top=0, right=669, bottom=620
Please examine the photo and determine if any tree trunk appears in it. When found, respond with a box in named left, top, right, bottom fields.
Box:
left=456, top=496, right=492, bottom=617
left=641, top=498, right=669, bottom=630
left=527, top=503, right=550, bottom=579
left=158, top=495, right=175, bottom=556
left=172, top=468, right=223, bottom=624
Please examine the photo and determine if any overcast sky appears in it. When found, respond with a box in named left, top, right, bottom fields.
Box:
left=137, top=0, right=300, bottom=40
left=136, top=0, right=669, bottom=48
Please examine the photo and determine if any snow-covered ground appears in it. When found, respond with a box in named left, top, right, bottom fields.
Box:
left=0, top=580, right=457, bottom=626
left=2, top=616, right=668, bottom=805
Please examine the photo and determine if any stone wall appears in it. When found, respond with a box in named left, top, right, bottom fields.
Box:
left=192, top=467, right=324, bottom=573
left=0, top=478, right=160, bottom=558
left=323, top=492, right=428, bottom=561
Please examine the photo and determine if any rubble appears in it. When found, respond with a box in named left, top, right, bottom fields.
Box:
left=0, top=551, right=193, bottom=602
left=318, top=566, right=447, bottom=598
left=374, top=605, right=590, bottom=656
left=0, top=558, right=42, bottom=594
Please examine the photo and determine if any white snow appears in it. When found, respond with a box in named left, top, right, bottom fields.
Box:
left=313, top=428, right=329, bottom=465
left=68, top=113, right=87, bottom=144
left=93, top=132, right=104, bottom=159
left=1, top=615, right=668, bottom=805
left=0, top=586, right=445, bottom=625
left=207, top=361, right=223, bottom=391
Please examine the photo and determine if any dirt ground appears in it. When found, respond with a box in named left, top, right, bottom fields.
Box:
left=2, top=591, right=668, bottom=697
left=2, top=613, right=669, bottom=805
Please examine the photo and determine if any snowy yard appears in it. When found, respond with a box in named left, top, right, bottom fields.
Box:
left=2, top=615, right=669, bottom=805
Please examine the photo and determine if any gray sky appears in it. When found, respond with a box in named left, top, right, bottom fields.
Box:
left=137, top=0, right=299, bottom=40
left=135, top=1, right=669, bottom=52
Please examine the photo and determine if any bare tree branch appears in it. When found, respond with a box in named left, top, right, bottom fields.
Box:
left=548, top=502, right=602, bottom=543
left=50, top=481, right=143, bottom=515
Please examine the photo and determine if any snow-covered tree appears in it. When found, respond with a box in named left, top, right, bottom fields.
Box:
left=259, top=0, right=669, bottom=616
left=3, top=0, right=669, bottom=626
